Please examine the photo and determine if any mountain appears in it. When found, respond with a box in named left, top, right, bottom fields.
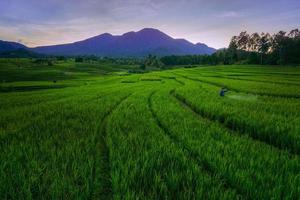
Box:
left=33, top=28, right=216, bottom=57
left=0, top=40, right=27, bottom=53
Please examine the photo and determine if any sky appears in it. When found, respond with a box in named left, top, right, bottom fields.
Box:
left=0, top=0, right=299, bottom=49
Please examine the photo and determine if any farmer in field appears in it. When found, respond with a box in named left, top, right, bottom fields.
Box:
left=220, top=87, right=228, bottom=97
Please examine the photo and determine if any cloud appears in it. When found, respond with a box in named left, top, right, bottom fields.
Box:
left=0, top=0, right=299, bottom=48
left=217, top=11, right=240, bottom=18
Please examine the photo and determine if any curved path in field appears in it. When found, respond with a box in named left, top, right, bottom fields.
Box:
left=91, top=94, right=132, bottom=199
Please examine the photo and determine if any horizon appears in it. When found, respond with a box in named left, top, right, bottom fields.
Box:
left=0, top=0, right=300, bottom=49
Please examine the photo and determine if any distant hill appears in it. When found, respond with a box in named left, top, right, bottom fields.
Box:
left=0, top=40, right=28, bottom=53
left=32, top=28, right=216, bottom=57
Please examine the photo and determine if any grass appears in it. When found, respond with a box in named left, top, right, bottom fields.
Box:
left=0, top=59, right=299, bottom=199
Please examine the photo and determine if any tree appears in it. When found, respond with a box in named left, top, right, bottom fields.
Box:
left=140, top=63, right=146, bottom=70
left=271, top=31, right=287, bottom=64
left=75, top=57, right=84, bottom=62
left=236, top=31, right=250, bottom=50
left=228, top=36, right=238, bottom=63
left=144, top=54, right=165, bottom=68
left=249, top=33, right=260, bottom=52
left=288, top=29, right=300, bottom=38
left=257, top=33, right=271, bottom=64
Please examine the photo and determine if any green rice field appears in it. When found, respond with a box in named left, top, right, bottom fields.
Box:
left=0, top=59, right=299, bottom=199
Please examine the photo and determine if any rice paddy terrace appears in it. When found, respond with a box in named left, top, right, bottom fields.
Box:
left=0, top=59, right=299, bottom=199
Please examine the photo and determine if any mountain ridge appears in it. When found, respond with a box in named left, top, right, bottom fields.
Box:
left=1, top=28, right=216, bottom=57
left=0, top=40, right=28, bottom=52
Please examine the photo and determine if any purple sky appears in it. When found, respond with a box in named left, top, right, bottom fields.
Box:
left=0, top=0, right=299, bottom=48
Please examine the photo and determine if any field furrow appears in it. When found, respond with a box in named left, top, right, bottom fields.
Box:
left=219, top=76, right=300, bottom=86
left=148, top=90, right=244, bottom=197
left=150, top=87, right=300, bottom=199
left=106, top=88, right=239, bottom=199
left=91, top=94, right=131, bottom=199
left=171, top=90, right=298, bottom=155
left=174, top=73, right=300, bottom=98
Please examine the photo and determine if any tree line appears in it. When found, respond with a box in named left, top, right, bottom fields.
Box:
left=160, top=29, right=300, bottom=66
